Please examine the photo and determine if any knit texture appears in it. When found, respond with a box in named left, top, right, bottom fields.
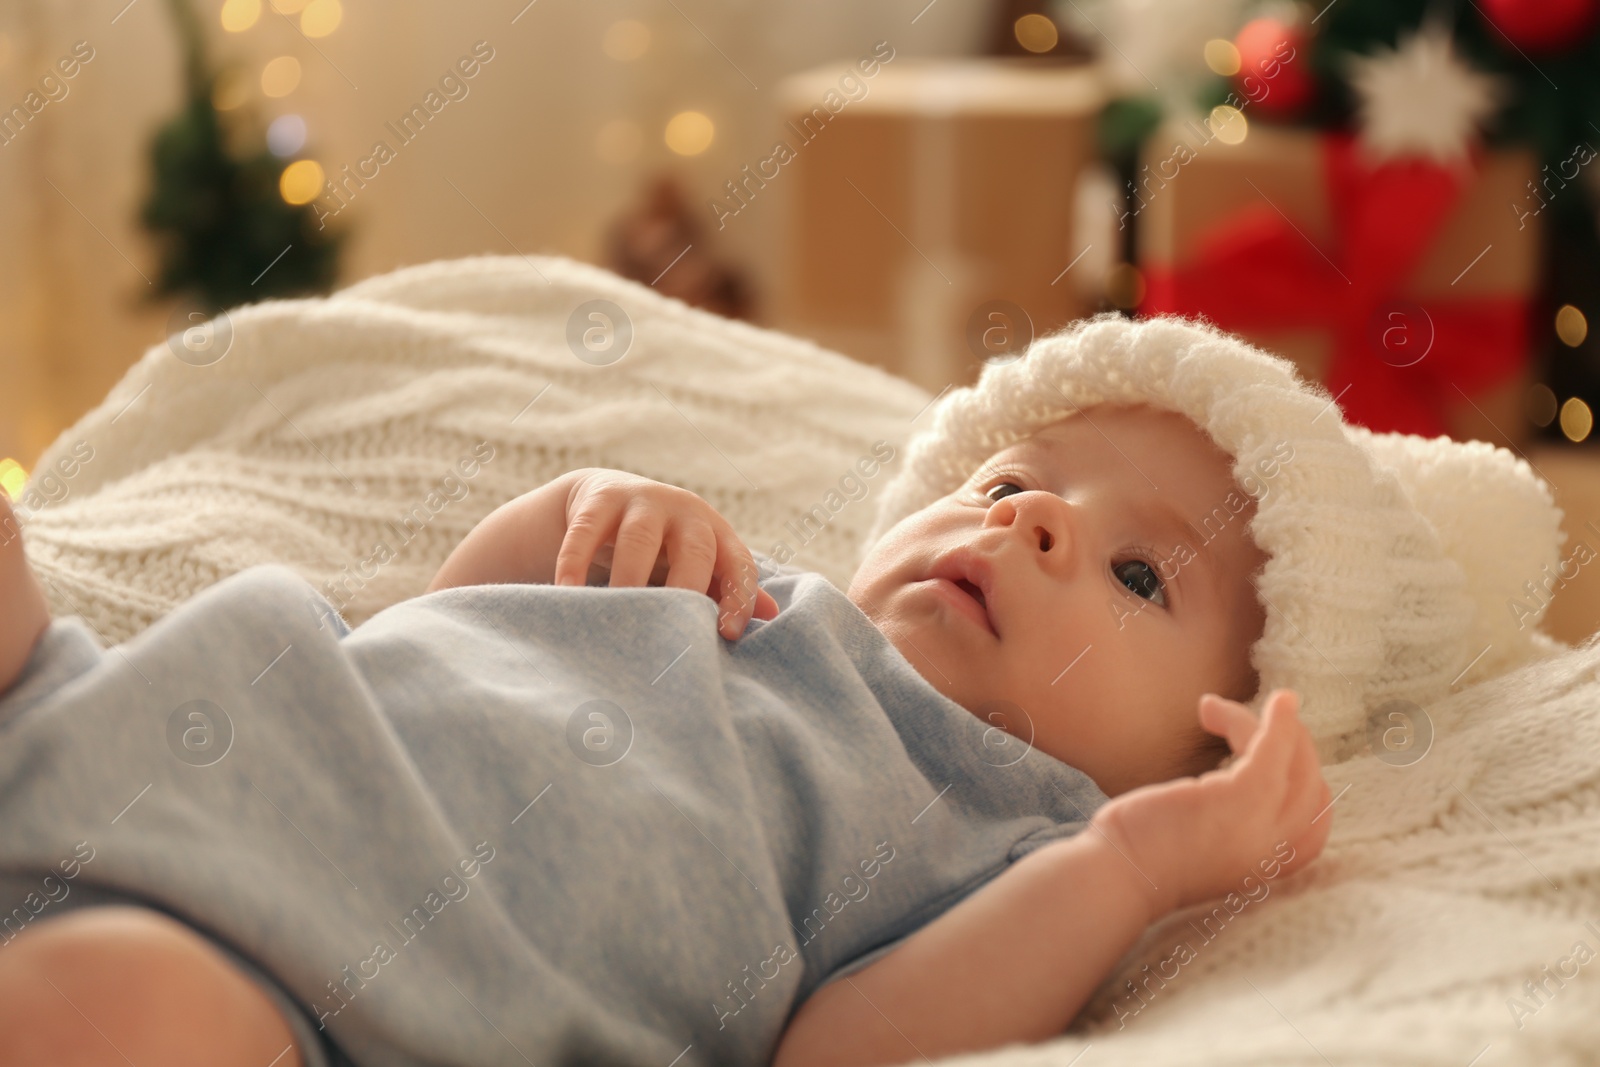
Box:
left=18, top=255, right=1600, bottom=1065
left=859, top=314, right=1569, bottom=764
left=970, top=633, right=1600, bottom=1066
left=19, top=254, right=927, bottom=645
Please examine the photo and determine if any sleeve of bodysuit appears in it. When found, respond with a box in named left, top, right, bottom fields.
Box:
left=807, top=932, right=910, bottom=996
left=0, top=568, right=356, bottom=733
left=198, top=933, right=343, bottom=1067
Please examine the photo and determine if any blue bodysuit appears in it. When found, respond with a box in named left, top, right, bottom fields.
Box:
left=0, top=558, right=1110, bottom=1067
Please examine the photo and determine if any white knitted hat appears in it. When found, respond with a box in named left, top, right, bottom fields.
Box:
left=859, top=313, right=1569, bottom=765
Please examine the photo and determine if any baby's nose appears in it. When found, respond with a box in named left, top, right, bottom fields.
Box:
left=991, top=492, right=1075, bottom=573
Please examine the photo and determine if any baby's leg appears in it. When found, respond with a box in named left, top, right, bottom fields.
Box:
left=0, top=905, right=305, bottom=1067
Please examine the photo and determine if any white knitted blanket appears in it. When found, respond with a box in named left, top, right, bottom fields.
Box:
left=19, top=255, right=1600, bottom=1066
left=20, top=255, right=928, bottom=643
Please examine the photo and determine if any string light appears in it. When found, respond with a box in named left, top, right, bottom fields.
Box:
left=1204, top=38, right=1241, bottom=75
left=267, top=114, right=308, bottom=157
left=0, top=459, right=26, bottom=502
left=1013, top=14, right=1059, bottom=53
left=664, top=111, right=714, bottom=156
left=1208, top=104, right=1249, bottom=144
left=1526, top=383, right=1558, bottom=428
left=1556, top=304, right=1588, bottom=347
left=301, top=0, right=342, bottom=37
left=279, top=159, right=325, bottom=204
left=220, top=0, right=261, bottom=32
left=261, top=55, right=301, bottom=97
left=1560, top=396, right=1593, bottom=443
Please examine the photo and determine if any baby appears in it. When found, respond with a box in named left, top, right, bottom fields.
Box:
left=0, top=317, right=1344, bottom=1067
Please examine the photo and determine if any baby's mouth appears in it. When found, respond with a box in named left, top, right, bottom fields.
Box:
left=925, top=548, right=1000, bottom=636
left=953, top=578, right=986, bottom=611
left=947, top=577, right=997, bottom=636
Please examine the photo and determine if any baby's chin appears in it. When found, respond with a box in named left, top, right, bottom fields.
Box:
left=843, top=580, right=887, bottom=625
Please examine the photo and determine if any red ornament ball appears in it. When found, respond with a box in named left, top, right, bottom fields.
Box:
left=1479, top=0, right=1598, bottom=53
left=1232, top=18, right=1314, bottom=120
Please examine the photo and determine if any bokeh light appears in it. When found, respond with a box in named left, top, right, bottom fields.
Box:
left=603, top=20, right=651, bottom=62
left=220, top=0, right=261, bottom=32
left=279, top=159, right=325, bottom=204
left=1561, top=396, right=1593, bottom=443
left=261, top=55, right=301, bottom=97
left=0, top=458, right=26, bottom=502
left=1208, top=104, right=1248, bottom=145
left=664, top=111, right=714, bottom=156
left=1013, top=13, right=1059, bottom=53
left=267, top=114, right=308, bottom=157
left=301, top=0, right=342, bottom=37
left=1204, top=38, right=1241, bottom=75
left=596, top=118, right=643, bottom=164
left=1556, top=304, right=1588, bottom=347
left=1526, top=383, right=1558, bottom=428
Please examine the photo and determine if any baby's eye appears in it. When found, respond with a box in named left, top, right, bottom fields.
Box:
left=984, top=481, right=1025, bottom=503
left=1114, top=559, right=1167, bottom=609
left=984, top=478, right=1170, bottom=611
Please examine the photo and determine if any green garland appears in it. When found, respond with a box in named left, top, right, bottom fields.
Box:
left=1313, top=0, right=1600, bottom=173
left=1101, top=0, right=1600, bottom=222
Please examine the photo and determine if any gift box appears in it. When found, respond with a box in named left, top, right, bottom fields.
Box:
left=1137, top=120, right=1539, bottom=448
left=773, top=58, right=1106, bottom=394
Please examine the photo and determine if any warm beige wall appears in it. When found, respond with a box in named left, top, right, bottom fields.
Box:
left=0, top=0, right=991, bottom=470
left=0, top=0, right=183, bottom=469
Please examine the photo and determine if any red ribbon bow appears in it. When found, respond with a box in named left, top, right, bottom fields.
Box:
left=1142, top=133, right=1528, bottom=437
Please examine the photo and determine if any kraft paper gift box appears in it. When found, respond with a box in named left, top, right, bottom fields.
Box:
left=770, top=57, right=1106, bottom=395
left=1137, top=118, right=1539, bottom=449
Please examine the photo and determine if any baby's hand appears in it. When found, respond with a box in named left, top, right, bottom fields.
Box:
left=1088, top=688, right=1332, bottom=921
left=553, top=469, right=781, bottom=640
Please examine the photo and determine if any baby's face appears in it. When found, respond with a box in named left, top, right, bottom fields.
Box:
left=847, top=402, right=1269, bottom=798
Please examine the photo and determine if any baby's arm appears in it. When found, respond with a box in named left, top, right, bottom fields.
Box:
left=426, top=470, right=580, bottom=592
left=0, top=493, right=51, bottom=699
left=772, top=690, right=1332, bottom=1067
left=774, top=831, right=1160, bottom=1067
left=426, top=468, right=778, bottom=638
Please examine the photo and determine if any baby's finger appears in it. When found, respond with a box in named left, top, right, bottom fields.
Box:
left=712, top=540, right=765, bottom=639
left=716, top=595, right=779, bottom=639
left=1282, top=697, right=1330, bottom=821
left=659, top=519, right=719, bottom=596
left=1198, top=693, right=1259, bottom=755
left=552, top=504, right=620, bottom=587
left=607, top=509, right=667, bottom=588
left=1234, top=690, right=1301, bottom=796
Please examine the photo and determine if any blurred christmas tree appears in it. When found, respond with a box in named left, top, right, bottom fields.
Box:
left=140, top=0, right=342, bottom=313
